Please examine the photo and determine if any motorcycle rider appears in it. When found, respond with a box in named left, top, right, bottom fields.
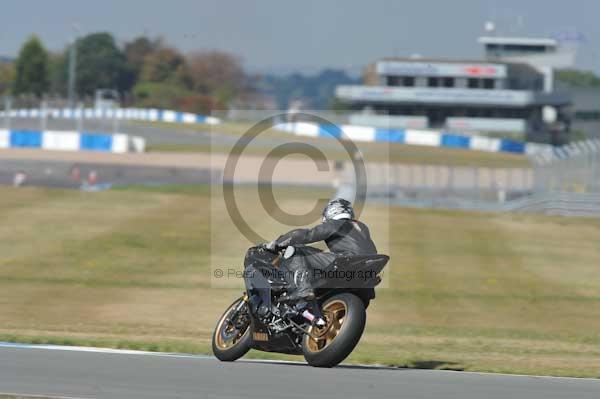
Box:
left=266, top=198, right=377, bottom=302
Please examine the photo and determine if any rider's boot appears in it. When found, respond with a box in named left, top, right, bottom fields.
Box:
left=281, top=265, right=315, bottom=303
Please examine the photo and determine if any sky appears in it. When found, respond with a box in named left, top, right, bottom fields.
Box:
left=1, top=0, right=598, bottom=74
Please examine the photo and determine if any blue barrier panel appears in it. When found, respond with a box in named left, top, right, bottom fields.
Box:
left=196, top=115, right=206, bottom=124
left=175, top=112, right=184, bottom=123
left=10, top=130, right=42, bottom=148
left=500, top=139, right=525, bottom=154
left=441, top=133, right=471, bottom=149
left=318, top=124, right=342, bottom=139
left=80, top=133, right=113, bottom=152
left=375, top=129, right=405, bottom=143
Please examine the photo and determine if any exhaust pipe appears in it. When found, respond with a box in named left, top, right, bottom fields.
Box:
left=302, top=310, right=326, bottom=326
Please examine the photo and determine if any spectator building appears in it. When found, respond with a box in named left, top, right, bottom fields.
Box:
left=336, top=28, right=577, bottom=144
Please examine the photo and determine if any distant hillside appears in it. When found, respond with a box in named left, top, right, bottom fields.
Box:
left=252, top=68, right=360, bottom=109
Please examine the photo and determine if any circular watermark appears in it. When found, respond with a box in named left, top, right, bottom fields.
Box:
left=222, top=112, right=367, bottom=243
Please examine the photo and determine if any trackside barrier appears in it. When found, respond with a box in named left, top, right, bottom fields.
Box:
left=277, top=122, right=553, bottom=156
left=506, top=192, right=600, bottom=217
left=0, top=129, right=145, bottom=153
left=530, top=138, right=600, bottom=194
left=0, top=108, right=221, bottom=125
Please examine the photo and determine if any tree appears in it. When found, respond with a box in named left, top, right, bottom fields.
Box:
left=73, top=32, right=133, bottom=95
left=124, top=36, right=162, bottom=79
left=132, top=81, right=217, bottom=112
left=186, top=50, right=244, bottom=104
left=13, top=36, right=49, bottom=96
left=48, top=52, right=68, bottom=95
left=0, top=61, right=14, bottom=94
left=556, top=69, right=600, bottom=88
left=133, top=81, right=190, bottom=108
left=131, top=43, right=196, bottom=109
left=140, top=46, right=189, bottom=86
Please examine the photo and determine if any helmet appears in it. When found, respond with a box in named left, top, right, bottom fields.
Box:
left=322, top=198, right=354, bottom=222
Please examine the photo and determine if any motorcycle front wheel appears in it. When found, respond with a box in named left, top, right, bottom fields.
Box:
left=212, top=297, right=252, bottom=361
left=302, top=293, right=366, bottom=368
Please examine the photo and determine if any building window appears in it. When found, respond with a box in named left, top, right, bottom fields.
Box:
left=574, top=111, right=600, bottom=121
left=443, top=77, right=454, bottom=88
left=428, top=77, right=439, bottom=87
left=468, top=78, right=480, bottom=88
left=386, top=76, right=416, bottom=87
left=482, top=78, right=495, bottom=89
left=387, top=76, right=402, bottom=86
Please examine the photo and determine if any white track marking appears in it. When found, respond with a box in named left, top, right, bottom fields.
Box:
left=0, top=342, right=213, bottom=360
left=0, top=391, right=91, bottom=399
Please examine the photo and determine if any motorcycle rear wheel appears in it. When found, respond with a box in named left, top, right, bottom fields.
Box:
left=302, top=293, right=366, bottom=367
left=212, top=297, right=252, bottom=361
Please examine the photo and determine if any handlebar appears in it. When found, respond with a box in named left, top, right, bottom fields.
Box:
left=259, top=242, right=282, bottom=254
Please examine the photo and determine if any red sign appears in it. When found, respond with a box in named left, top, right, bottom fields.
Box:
left=463, top=66, right=497, bottom=76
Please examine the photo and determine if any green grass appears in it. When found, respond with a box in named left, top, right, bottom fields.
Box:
left=138, top=121, right=531, bottom=168
left=1, top=186, right=600, bottom=377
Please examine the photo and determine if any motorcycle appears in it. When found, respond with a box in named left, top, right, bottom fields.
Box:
left=212, top=244, right=389, bottom=367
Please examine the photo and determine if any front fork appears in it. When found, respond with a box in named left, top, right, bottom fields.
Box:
left=226, top=294, right=248, bottom=326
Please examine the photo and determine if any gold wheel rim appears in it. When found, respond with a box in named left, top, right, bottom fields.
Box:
left=215, top=299, right=249, bottom=350
left=305, top=299, right=347, bottom=353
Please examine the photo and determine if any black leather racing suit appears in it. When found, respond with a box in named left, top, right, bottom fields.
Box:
left=274, top=219, right=377, bottom=295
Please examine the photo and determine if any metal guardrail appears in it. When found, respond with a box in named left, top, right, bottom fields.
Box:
left=337, top=162, right=533, bottom=210
left=336, top=139, right=600, bottom=217
left=505, top=192, right=600, bottom=217
left=530, top=138, right=600, bottom=195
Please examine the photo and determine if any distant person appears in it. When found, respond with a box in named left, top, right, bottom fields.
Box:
left=87, top=170, right=98, bottom=186
left=69, top=165, right=81, bottom=183
left=13, top=171, right=27, bottom=187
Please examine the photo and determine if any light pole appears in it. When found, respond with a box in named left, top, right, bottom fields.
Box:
left=67, top=23, right=81, bottom=109
left=67, top=40, right=76, bottom=108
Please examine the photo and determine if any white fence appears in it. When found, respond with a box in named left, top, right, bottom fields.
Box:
left=0, top=107, right=221, bottom=126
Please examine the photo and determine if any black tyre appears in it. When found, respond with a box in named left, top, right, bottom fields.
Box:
left=302, top=293, right=366, bottom=368
left=212, top=297, right=252, bottom=361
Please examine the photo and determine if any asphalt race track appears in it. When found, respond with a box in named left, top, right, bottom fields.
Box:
left=0, top=343, right=599, bottom=399
left=0, top=158, right=218, bottom=188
